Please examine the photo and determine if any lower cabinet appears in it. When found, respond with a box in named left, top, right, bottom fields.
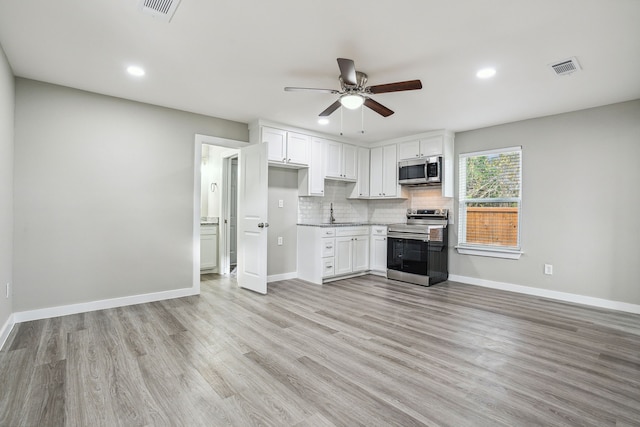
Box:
left=369, top=226, right=387, bottom=274
left=297, top=225, right=370, bottom=284
left=200, top=225, right=218, bottom=271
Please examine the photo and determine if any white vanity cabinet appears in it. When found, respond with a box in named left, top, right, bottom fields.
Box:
left=263, top=126, right=310, bottom=167
left=200, top=225, right=218, bottom=271
left=369, top=226, right=387, bottom=275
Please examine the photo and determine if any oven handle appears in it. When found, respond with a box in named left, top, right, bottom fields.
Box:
left=387, top=232, right=430, bottom=242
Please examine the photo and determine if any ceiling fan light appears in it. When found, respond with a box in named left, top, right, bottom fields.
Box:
left=340, top=94, right=364, bottom=109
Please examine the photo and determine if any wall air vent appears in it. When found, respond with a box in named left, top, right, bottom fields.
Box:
left=138, top=0, right=182, bottom=22
left=549, top=57, right=582, bottom=76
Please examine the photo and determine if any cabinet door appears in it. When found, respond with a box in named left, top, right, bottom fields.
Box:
left=398, top=140, right=420, bottom=160
left=286, top=132, right=310, bottom=166
left=369, top=146, right=383, bottom=197
left=334, top=236, right=353, bottom=275
left=262, top=127, right=287, bottom=163
left=200, top=232, right=218, bottom=270
left=420, top=135, right=443, bottom=157
left=352, top=236, right=370, bottom=272
left=342, top=144, right=358, bottom=180
left=309, top=137, right=325, bottom=195
left=370, top=235, right=387, bottom=272
left=381, top=144, right=398, bottom=197
left=324, top=140, right=343, bottom=179
left=355, top=147, right=370, bottom=197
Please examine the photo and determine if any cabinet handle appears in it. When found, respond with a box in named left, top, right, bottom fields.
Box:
left=288, top=158, right=291, bottom=162
left=326, top=265, right=332, bottom=269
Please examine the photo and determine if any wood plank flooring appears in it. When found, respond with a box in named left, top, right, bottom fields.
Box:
left=1, top=275, right=640, bottom=426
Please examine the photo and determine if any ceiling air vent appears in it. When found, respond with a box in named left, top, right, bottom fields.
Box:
left=138, top=0, right=182, bottom=22
left=549, top=57, right=582, bottom=76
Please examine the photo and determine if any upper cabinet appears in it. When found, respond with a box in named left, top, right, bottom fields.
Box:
left=370, top=144, right=401, bottom=199
left=324, top=140, right=357, bottom=181
left=398, top=135, right=444, bottom=160
left=348, top=147, right=370, bottom=199
left=298, top=137, right=325, bottom=197
left=263, top=126, right=310, bottom=167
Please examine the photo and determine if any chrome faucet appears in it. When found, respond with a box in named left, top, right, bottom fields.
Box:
left=330, top=203, right=336, bottom=224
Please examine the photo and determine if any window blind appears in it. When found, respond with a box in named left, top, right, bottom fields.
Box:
left=458, top=146, right=522, bottom=250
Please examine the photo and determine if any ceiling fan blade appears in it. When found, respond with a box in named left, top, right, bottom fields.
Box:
left=367, top=79, right=423, bottom=94
left=364, top=97, right=394, bottom=117
left=337, top=58, right=357, bottom=86
left=319, top=100, right=342, bottom=117
left=284, top=87, right=340, bottom=94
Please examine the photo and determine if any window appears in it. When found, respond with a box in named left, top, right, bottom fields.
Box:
left=457, top=146, right=522, bottom=259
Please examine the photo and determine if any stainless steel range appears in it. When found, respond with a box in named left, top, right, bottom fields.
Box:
left=387, top=209, right=449, bottom=286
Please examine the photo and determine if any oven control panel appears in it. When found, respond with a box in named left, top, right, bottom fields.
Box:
left=407, top=208, right=448, bottom=218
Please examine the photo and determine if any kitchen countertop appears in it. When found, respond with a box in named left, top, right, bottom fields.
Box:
left=297, top=222, right=391, bottom=228
left=201, top=216, right=219, bottom=225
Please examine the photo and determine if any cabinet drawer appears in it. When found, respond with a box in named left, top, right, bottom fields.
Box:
left=336, top=226, right=369, bottom=237
left=321, top=238, right=335, bottom=257
left=371, top=226, right=387, bottom=236
left=320, top=228, right=336, bottom=237
left=322, top=258, right=335, bottom=277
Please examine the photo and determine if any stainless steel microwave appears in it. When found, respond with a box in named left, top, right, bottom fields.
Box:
left=398, top=156, right=442, bottom=185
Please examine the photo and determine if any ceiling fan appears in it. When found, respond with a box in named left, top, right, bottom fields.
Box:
left=284, top=58, right=422, bottom=118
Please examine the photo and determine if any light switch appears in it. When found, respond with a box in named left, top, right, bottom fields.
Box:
left=277, top=237, right=283, bottom=245
left=278, top=199, right=284, bottom=208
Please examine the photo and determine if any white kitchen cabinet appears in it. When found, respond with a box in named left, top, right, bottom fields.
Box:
left=335, top=227, right=369, bottom=275
left=263, top=126, right=310, bottom=167
left=348, top=147, right=370, bottom=199
left=200, top=225, right=218, bottom=271
left=369, top=226, right=387, bottom=274
left=298, top=137, right=325, bottom=196
left=370, top=144, right=400, bottom=198
left=297, top=225, right=369, bottom=284
left=398, top=135, right=443, bottom=160
left=325, top=140, right=357, bottom=181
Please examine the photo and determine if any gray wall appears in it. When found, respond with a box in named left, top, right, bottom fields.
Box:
left=450, top=100, right=640, bottom=305
left=267, top=168, right=298, bottom=276
left=0, top=44, right=14, bottom=328
left=13, top=79, right=248, bottom=311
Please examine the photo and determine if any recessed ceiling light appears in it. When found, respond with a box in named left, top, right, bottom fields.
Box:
left=318, top=118, right=329, bottom=125
left=476, top=67, right=496, bottom=79
left=127, top=65, right=145, bottom=77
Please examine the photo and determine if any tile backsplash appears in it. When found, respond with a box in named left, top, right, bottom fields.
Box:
left=298, top=181, right=454, bottom=224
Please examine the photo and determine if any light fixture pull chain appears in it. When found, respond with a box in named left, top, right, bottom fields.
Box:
left=361, top=104, right=365, bottom=134
left=340, top=106, right=344, bottom=136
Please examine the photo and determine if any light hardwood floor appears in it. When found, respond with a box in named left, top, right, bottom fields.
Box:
left=1, top=275, right=640, bottom=426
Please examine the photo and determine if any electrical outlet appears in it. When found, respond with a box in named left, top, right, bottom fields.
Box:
left=277, top=237, right=283, bottom=245
left=278, top=199, right=284, bottom=208
left=544, top=264, right=553, bottom=275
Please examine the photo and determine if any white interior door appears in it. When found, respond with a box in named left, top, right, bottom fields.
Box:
left=237, top=143, right=268, bottom=294
left=230, top=158, right=238, bottom=266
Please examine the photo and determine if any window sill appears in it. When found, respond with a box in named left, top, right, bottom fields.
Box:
left=455, top=245, right=523, bottom=260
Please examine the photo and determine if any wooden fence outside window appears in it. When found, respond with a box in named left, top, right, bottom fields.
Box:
left=466, top=207, right=518, bottom=246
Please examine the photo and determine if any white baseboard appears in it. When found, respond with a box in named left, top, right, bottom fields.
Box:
left=12, top=287, right=200, bottom=324
left=267, top=272, right=297, bottom=283
left=0, top=313, right=16, bottom=351
left=449, top=274, right=640, bottom=315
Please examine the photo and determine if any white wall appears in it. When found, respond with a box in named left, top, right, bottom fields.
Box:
left=0, top=43, right=14, bottom=335
left=267, top=168, right=299, bottom=277
left=450, top=100, right=640, bottom=305
left=13, top=79, right=248, bottom=312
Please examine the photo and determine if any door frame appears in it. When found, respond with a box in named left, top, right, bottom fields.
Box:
left=193, top=134, right=248, bottom=292
left=220, top=153, right=238, bottom=275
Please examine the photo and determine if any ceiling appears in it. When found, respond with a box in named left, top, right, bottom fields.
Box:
left=1, top=0, right=639, bottom=143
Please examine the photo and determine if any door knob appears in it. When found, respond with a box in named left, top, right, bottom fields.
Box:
left=258, top=222, right=265, bottom=228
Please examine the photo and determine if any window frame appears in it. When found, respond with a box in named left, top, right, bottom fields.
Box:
left=456, top=146, right=523, bottom=259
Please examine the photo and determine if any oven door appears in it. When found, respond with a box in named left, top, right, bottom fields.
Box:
left=387, top=233, right=429, bottom=276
